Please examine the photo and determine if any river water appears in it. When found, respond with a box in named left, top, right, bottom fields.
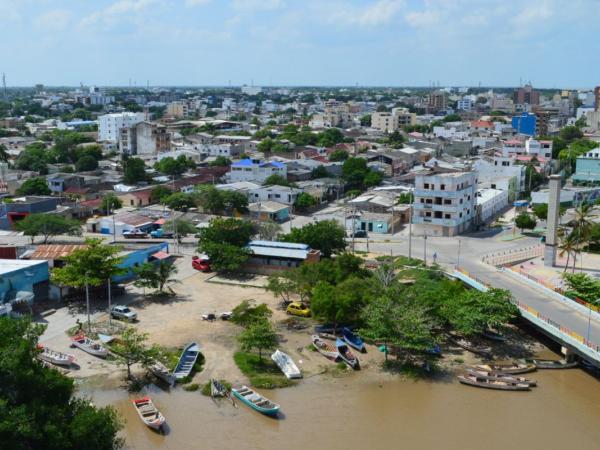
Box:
left=81, top=350, right=600, bottom=450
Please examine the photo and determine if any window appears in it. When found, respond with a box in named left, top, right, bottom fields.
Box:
left=467, top=195, right=471, bottom=200
left=445, top=214, right=451, bottom=219
left=444, top=199, right=451, bottom=205
left=424, top=183, right=429, bottom=189
left=420, top=198, right=424, bottom=203
left=459, top=212, right=463, bottom=218
left=491, top=184, right=496, bottom=189
left=425, top=212, right=431, bottom=217
left=460, top=198, right=463, bottom=204
left=440, top=184, right=445, bottom=190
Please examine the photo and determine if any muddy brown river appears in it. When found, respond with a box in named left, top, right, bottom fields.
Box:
left=81, top=350, right=600, bottom=450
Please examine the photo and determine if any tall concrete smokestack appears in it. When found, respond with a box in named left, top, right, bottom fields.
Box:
left=544, top=175, right=561, bottom=267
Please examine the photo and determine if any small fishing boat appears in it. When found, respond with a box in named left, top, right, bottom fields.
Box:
left=466, top=369, right=537, bottom=387
left=70, top=332, right=108, bottom=358
left=311, top=335, right=339, bottom=361
left=314, top=324, right=354, bottom=334
left=149, top=361, right=174, bottom=385
left=37, top=344, right=75, bottom=367
left=318, top=332, right=338, bottom=341
left=525, top=358, right=578, bottom=369
left=173, top=342, right=201, bottom=380
left=448, top=335, right=492, bottom=357
left=232, top=385, right=280, bottom=416
left=211, top=379, right=237, bottom=407
left=342, top=327, right=365, bottom=353
left=481, top=329, right=507, bottom=342
left=271, top=349, right=302, bottom=379
left=336, top=338, right=360, bottom=370
left=458, top=374, right=531, bottom=391
left=132, top=396, right=166, bottom=431
left=474, top=362, right=536, bottom=375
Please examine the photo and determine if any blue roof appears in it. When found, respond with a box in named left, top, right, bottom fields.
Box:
left=232, top=159, right=255, bottom=167
left=231, top=159, right=285, bottom=168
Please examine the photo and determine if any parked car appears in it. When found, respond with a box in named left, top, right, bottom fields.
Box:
left=192, top=255, right=211, bottom=272
left=286, top=302, right=311, bottom=317
left=123, top=230, right=148, bottom=239
left=110, top=305, right=137, bottom=321
left=150, top=228, right=174, bottom=239
left=350, top=230, right=367, bottom=238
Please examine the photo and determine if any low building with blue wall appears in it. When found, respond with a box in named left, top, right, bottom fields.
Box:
left=0, top=196, right=59, bottom=230
left=0, top=259, right=49, bottom=305
left=114, top=242, right=170, bottom=283
left=511, top=112, right=537, bottom=136
left=572, top=149, right=600, bottom=185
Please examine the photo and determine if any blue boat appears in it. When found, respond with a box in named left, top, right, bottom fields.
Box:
left=232, top=385, right=280, bottom=416
left=173, top=342, right=201, bottom=380
left=336, top=339, right=360, bottom=370
left=342, top=327, right=365, bottom=353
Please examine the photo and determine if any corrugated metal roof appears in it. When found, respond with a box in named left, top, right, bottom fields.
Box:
left=29, top=244, right=88, bottom=260
left=248, top=245, right=309, bottom=260
left=249, top=240, right=309, bottom=250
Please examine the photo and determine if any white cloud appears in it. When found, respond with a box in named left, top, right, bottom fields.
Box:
left=512, top=2, right=554, bottom=27
left=331, top=0, right=405, bottom=27
left=80, top=0, right=160, bottom=28
left=34, top=10, right=72, bottom=32
left=231, top=0, right=285, bottom=12
left=405, top=9, right=440, bottom=27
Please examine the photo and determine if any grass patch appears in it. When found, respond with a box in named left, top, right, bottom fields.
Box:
left=152, top=346, right=205, bottom=384
left=200, top=379, right=233, bottom=396
left=306, top=344, right=317, bottom=352
left=233, top=351, right=295, bottom=389
left=183, top=383, right=200, bottom=392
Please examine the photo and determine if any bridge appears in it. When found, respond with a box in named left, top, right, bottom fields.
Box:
left=453, top=264, right=600, bottom=367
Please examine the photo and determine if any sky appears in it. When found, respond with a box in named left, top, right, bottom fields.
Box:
left=1, top=0, right=599, bottom=88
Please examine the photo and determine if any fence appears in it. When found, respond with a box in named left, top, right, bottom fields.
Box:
left=482, top=245, right=544, bottom=267
left=455, top=268, right=492, bottom=290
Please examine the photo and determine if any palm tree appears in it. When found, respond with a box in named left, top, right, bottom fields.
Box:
left=571, top=203, right=596, bottom=271
left=558, top=233, right=577, bottom=273
left=155, top=261, right=180, bottom=293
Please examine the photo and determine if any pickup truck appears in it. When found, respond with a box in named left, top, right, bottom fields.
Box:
left=150, top=228, right=174, bottom=239
left=123, top=230, right=148, bottom=239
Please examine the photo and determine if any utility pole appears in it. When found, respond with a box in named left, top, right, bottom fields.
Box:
left=1, top=73, right=6, bottom=102
left=423, top=233, right=427, bottom=265
left=408, top=191, right=413, bottom=259
left=85, top=273, right=91, bottom=332
left=456, top=239, right=461, bottom=269
left=107, top=277, right=112, bottom=329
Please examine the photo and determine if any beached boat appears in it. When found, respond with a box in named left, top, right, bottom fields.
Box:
left=232, top=385, right=280, bottom=416
left=311, top=335, right=339, bottom=361
left=474, top=362, right=536, bottom=375
left=173, top=342, right=201, bottom=380
left=457, top=374, right=531, bottom=391
left=70, top=332, right=108, bottom=358
left=481, top=329, right=507, bottom=342
left=132, top=396, right=166, bottom=431
left=466, top=369, right=537, bottom=387
left=525, top=358, right=578, bottom=369
left=318, top=332, right=338, bottom=341
left=342, top=327, right=365, bottom=353
left=211, top=379, right=237, bottom=407
left=37, top=344, right=75, bottom=367
left=149, top=361, right=174, bottom=385
left=448, top=335, right=492, bottom=357
left=314, top=324, right=354, bottom=334
left=271, top=349, right=302, bottom=379
left=336, top=338, right=360, bottom=370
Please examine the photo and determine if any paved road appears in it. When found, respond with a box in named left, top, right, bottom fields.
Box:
left=354, top=229, right=600, bottom=349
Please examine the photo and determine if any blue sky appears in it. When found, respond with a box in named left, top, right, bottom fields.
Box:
left=1, top=0, right=598, bottom=87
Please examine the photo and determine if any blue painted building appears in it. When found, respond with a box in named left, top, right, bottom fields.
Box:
left=0, top=259, right=49, bottom=305
left=512, top=112, right=537, bottom=136
left=572, top=149, right=600, bottom=185
left=0, top=196, right=60, bottom=230
left=113, top=242, right=170, bottom=282
left=355, top=212, right=399, bottom=234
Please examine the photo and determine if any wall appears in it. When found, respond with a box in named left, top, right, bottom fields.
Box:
left=0, top=260, right=49, bottom=303
left=113, top=242, right=169, bottom=282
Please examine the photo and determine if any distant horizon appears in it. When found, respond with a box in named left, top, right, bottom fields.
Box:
left=1, top=1, right=599, bottom=88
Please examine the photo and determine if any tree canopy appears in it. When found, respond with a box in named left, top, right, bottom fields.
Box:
left=280, top=220, right=346, bottom=258
left=16, top=177, right=51, bottom=196
left=122, top=157, right=147, bottom=184
left=14, top=213, right=81, bottom=243
left=515, top=213, right=536, bottom=231
left=197, top=218, right=254, bottom=272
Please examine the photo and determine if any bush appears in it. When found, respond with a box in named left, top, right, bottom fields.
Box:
left=233, top=351, right=295, bottom=389
left=230, top=300, right=272, bottom=327
left=200, top=379, right=232, bottom=396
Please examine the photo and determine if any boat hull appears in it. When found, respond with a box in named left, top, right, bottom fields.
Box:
left=458, top=376, right=530, bottom=391
left=232, top=386, right=280, bottom=416
left=342, top=327, right=365, bottom=353
left=525, top=359, right=578, bottom=369
left=312, top=335, right=339, bottom=361
left=271, top=350, right=302, bottom=379
left=71, top=336, right=108, bottom=358
left=173, top=342, right=201, bottom=380
left=336, top=339, right=360, bottom=370
left=474, top=363, right=536, bottom=375
left=466, top=369, right=537, bottom=387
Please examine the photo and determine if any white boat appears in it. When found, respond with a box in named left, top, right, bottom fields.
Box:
left=173, top=342, right=201, bottom=380
left=149, top=361, right=174, bottom=385
left=132, top=396, right=166, bottom=431
left=271, top=349, right=302, bottom=379
left=37, top=345, right=75, bottom=367
left=70, top=332, right=108, bottom=358
left=311, top=335, right=339, bottom=361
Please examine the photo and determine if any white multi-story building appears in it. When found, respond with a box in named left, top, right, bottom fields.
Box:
left=98, top=112, right=146, bottom=143
left=472, top=156, right=526, bottom=196
left=228, top=159, right=287, bottom=183
left=457, top=99, right=473, bottom=111
left=475, top=188, right=508, bottom=225
left=525, top=138, right=553, bottom=158
left=412, top=170, right=477, bottom=236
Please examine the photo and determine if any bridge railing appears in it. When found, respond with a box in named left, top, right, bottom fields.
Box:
left=482, top=245, right=544, bottom=266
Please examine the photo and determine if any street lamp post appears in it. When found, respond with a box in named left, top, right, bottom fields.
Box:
left=423, top=234, right=427, bottom=266
left=457, top=239, right=461, bottom=269
left=408, top=191, right=413, bottom=260
left=107, top=277, right=112, bottom=329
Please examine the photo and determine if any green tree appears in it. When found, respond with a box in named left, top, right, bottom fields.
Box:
left=0, top=318, right=123, bottom=450
left=75, top=155, right=98, bottom=172
left=164, top=192, right=195, bottom=211
left=237, top=320, right=278, bottom=360
left=559, top=232, right=578, bottom=273
left=294, top=192, right=316, bottom=211
left=14, top=143, right=50, bottom=174
left=134, top=261, right=180, bottom=293
left=562, top=272, right=600, bottom=305
left=311, top=277, right=367, bottom=331
left=515, top=212, right=536, bottom=231
left=123, top=157, right=147, bottom=184
left=14, top=213, right=81, bottom=243
left=209, top=156, right=232, bottom=167
left=532, top=203, right=548, bottom=220
left=364, top=170, right=383, bottom=187
left=154, top=156, right=193, bottom=176
left=231, top=300, right=273, bottom=327
left=221, top=190, right=249, bottom=214
left=280, top=220, right=346, bottom=258
left=111, top=327, right=156, bottom=380
left=0, top=143, right=9, bottom=162
left=16, top=177, right=51, bottom=195
left=263, top=174, right=290, bottom=187
left=317, top=128, right=345, bottom=147
left=386, top=131, right=405, bottom=149
left=329, top=149, right=349, bottom=162
left=150, top=185, right=172, bottom=203
left=360, top=114, right=371, bottom=126
left=197, top=218, right=254, bottom=272
left=101, top=193, right=123, bottom=214
left=342, top=157, right=369, bottom=189
left=560, top=125, right=583, bottom=143
left=311, top=166, right=330, bottom=179
left=162, top=218, right=198, bottom=238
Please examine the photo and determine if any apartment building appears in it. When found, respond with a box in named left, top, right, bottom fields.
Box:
left=371, top=107, right=416, bottom=133
left=119, top=122, right=171, bottom=156
left=228, top=159, right=287, bottom=183
left=513, top=84, right=540, bottom=106
left=166, top=101, right=189, bottom=119
left=412, top=170, right=477, bottom=236
left=309, top=100, right=353, bottom=129
left=99, top=112, right=147, bottom=143
left=427, top=90, right=448, bottom=113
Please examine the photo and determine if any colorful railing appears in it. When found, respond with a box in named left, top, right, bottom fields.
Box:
left=482, top=245, right=544, bottom=266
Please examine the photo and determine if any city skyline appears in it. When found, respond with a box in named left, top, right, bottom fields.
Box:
left=1, top=0, right=599, bottom=87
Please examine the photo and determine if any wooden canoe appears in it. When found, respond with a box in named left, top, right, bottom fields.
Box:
left=149, top=361, right=174, bottom=385
left=232, top=385, right=279, bottom=416
left=458, top=374, right=531, bottom=391
left=524, top=358, right=578, bottom=369
left=474, top=362, right=536, bottom=375
left=466, top=369, right=537, bottom=387
left=336, top=338, right=360, bottom=370
left=70, top=332, right=108, bottom=358
left=311, top=335, right=339, bottom=361
left=132, top=396, right=166, bottom=431
left=448, top=336, right=492, bottom=357
left=173, top=342, right=201, bottom=380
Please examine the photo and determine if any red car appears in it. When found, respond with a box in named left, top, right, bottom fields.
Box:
left=192, top=256, right=211, bottom=272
